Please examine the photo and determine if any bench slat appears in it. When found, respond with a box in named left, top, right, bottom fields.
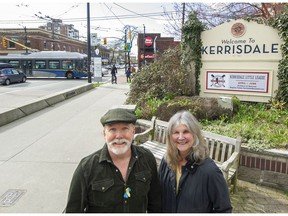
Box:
left=215, top=141, right=221, bottom=161
left=208, top=139, right=215, bottom=159
left=142, top=141, right=166, bottom=160
left=220, top=143, right=227, bottom=163
left=228, top=143, right=233, bottom=159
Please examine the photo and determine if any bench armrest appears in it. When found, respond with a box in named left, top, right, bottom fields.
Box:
left=134, top=127, right=153, bottom=145
left=220, top=152, right=239, bottom=172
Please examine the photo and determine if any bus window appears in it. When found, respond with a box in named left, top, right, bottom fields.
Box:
left=62, top=60, right=73, bottom=70
left=8, top=60, right=20, bottom=68
left=48, top=60, right=60, bottom=69
left=35, top=60, right=46, bottom=69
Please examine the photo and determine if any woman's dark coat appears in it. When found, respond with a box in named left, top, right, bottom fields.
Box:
left=159, top=156, right=232, bottom=213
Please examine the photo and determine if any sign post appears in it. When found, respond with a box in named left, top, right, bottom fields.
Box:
left=92, top=57, right=102, bottom=82
left=92, top=48, right=102, bottom=82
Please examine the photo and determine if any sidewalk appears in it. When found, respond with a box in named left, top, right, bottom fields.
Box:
left=231, top=180, right=288, bottom=213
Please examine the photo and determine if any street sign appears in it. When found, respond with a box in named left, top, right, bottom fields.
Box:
left=91, top=33, right=98, bottom=46
left=95, top=48, right=100, bottom=56
left=125, top=43, right=131, bottom=52
left=145, top=36, right=153, bottom=47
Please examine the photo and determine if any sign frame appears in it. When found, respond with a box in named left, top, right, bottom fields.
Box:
left=205, top=70, right=270, bottom=93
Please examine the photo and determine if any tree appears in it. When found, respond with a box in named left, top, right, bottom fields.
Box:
left=163, top=3, right=287, bottom=40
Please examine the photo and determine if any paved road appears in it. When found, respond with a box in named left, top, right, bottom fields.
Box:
left=0, top=78, right=129, bottom=212
left=0, top=78, right=111, bottom=113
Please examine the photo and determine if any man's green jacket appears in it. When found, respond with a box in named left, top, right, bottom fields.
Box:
left=65, top=144, right=162, bottom=213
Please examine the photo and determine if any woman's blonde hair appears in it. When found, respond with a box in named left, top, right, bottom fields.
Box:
left=166, top=110, right=209, bottom=172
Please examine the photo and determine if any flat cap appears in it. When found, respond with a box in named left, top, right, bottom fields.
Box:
left=100, top=108, right=137, bottom=126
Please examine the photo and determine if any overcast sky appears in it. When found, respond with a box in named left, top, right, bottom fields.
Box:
left=0, top=1, right=180, bottom=54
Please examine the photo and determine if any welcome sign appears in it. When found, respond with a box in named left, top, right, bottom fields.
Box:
left=200, top=19, right=283, bottom=102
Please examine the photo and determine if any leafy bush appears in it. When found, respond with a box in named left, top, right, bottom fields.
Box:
left=155, top=96, right=233, bottom=122
left=271, top=5, right=288, bottom=104
left=126, top=46, right=192, bottom=109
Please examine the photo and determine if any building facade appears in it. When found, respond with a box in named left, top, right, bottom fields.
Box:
left=39, top=19, right=79, bottom=40
left=137, top=33, right=180, bottom=68
left=0, top=28, right=86, bottom=55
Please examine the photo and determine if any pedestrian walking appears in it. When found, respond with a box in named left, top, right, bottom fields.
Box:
left=65, top=108, right=162, bottom=213
left=159, top=110, right=232, bottom=213
left=125, top=67, right=132, bottom=83
left=111, top=64, right=117, bottom=84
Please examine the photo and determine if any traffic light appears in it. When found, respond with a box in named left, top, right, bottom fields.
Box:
left=2, top=37, right=7, bottom=48
left=128, top=30, right=132, bottom=40
left=103, top=38, right=107, bottom=45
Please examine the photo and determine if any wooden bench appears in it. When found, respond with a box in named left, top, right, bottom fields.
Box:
left=134, top=117, right=241, bottom=193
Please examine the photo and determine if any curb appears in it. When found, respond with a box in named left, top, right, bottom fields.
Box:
left=0, top=83, right=94, bottom=127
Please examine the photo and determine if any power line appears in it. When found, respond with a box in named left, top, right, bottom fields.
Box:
left=55, top=4, right=80, bottom=18
left=103, top=3, right=126, bottom=27
left=113, top=3, right=168, bottom=21
left=0, top=11, right=179, bottom=24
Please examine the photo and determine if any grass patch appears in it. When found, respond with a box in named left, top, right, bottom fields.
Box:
left=92, top=82, right=102, bottom=88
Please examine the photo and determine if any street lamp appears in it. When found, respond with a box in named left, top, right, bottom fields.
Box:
left=143, top=24, right=146, bottom=66
left=153, top=36, right=158, bottom=60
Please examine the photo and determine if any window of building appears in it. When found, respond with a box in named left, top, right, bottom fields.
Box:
left=8, top=41, right=16, bottom=49
left=43, top=40, right=47, bottom=49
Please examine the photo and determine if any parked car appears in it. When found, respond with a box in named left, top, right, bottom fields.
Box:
left=104, top=65, right=112, bottom=70
left=0, top=63, right=27, bottom=85
left=102, top=68, right=109, bottom=76
left=0, top=63, right=13, bottom=69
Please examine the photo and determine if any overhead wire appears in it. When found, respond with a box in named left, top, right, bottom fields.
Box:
left=103, top=3, right=126, bottom=27
left=55, top=4, right=80, bottom=18
left=113, top=3, right=170, bottom=21
left=0, top=11, right=179, bottom=24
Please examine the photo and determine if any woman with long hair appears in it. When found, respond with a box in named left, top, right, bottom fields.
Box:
left=159, top=110, right=232, bottom=213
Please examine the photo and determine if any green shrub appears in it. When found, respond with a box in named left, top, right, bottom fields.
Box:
left=126, top=46, right=192, bottom=109
left=155, top=96, right=233, bottom=122
left=201, top=102, right=288, bottom=150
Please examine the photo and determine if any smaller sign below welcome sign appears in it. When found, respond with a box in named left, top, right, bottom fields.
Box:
left=206, top=71, right=269, bottom=93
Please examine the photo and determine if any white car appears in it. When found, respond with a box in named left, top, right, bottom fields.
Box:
left=102, top=68, right=109, bottom=76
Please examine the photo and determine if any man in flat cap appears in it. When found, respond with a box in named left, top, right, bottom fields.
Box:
left=65, top=108, right=161, bottom=213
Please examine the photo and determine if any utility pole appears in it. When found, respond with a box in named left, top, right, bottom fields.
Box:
left=143, top=24, right=146, bottom=66
left=87, top=2, right=92, bottom=83
left=181, top=3, right=186, bottom=39
left=24, top=26, right=28, bottom=54
left=124, top=28, right=127, bottom=73
left=182, top=3, right=186, bottom=27
left=51, top=20, right=55, bottom=51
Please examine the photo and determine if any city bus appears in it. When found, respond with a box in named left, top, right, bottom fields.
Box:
left=0, top=51, right=88, bottom=79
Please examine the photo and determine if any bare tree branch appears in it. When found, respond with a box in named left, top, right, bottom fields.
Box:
left=162, top=2, right=287, bottom=39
